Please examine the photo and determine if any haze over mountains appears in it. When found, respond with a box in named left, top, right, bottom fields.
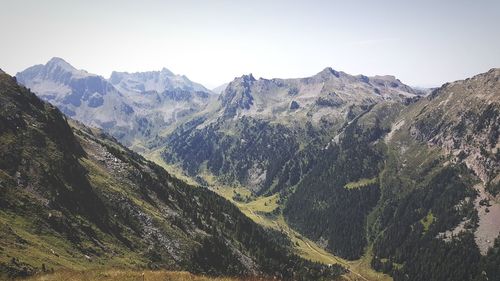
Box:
left=15, top=58, right=425, bottom=155
left=16, top=58, right=216, bottom=150
left=4, top=57, right=500, bottom=281
left=16, top=58, right=427, bottom=194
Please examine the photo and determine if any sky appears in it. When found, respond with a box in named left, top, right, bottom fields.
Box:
left=1, top=0, right=499, bottom=89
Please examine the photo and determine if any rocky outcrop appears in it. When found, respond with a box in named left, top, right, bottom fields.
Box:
left=409, top=69, right=500, bottom=184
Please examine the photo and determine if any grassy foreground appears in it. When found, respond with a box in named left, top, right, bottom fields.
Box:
left=18, top=270, right=270, bottom=281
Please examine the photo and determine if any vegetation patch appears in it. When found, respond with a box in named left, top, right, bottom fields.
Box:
left=344, top=177, right=378, bottom=189
left=420, top=211, right=436, bottom=233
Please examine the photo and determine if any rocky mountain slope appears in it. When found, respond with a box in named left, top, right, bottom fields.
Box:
left=16, top=58, right=216, bottom=150
left=161, top=68, right=420, bottom=194
left=0, top=70, right=344, bottom=280
left=407, top=68, right=500, bottom=184
left=285, top=69, right=500, bottom=281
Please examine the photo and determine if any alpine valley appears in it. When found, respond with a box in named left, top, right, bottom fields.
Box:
left=1, top=57, right=499, bottom=281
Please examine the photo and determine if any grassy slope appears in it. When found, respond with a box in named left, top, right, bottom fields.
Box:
left=0, top=130, right=177, bottom=276
left=0, top=73, right=146, bottom=274
left=344, top=178, right=378, bottom=190
left=19, top=269, right=269, bottom=281
left=146, top=148, right=199, bottom=186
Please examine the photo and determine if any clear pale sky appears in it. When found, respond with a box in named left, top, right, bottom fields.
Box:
left=1, top=0, right=499, bottom=88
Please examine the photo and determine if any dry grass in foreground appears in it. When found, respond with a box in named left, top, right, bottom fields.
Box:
left=18, top=269, right=274, bottom=281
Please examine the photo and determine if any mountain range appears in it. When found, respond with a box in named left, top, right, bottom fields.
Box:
left=16, top=58, right=216, bottom=151
left=161, top=67, right=424, bottom=193
left=5, top=58, right=500, bottom=281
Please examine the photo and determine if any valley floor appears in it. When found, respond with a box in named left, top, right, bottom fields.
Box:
left=211, top=186, right=391, bottom=281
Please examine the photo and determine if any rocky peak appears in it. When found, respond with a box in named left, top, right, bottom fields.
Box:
left=108, top=71, right=125, bottom=84
left=369, top=75, right=415, bottom=94
left=160, top=67, right=175, bottom=76
left=238, top=73, right=257, bottom=83
left=315, top=67, right=341, bottom=79
left=222, top=74, right=257, bottom=93
left=16, top=57, right=96, bottom=87
left=219, top=74, right=256, bottom=117
left=45, top=57, right=77, bottom=72
left=109, top=68, right=210, bottom=94
left=356, top=75, right=370, bottom=83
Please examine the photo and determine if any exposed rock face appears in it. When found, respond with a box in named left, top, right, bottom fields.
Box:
left=219, top=74, right=256, bottom=117
left=472, top=184, right=500, bottom=255
left=289, top=100, right=300, bottom=110
left=408, top=68, right=500, bottom=183
left=382, top=69, right=500, bottom=261
left=107, top=68, right=215, bottom=148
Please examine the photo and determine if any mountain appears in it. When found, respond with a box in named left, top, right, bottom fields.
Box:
left=109, top=68, right=212, bottom=115
left=162, top=68, right=500, bottom=281
left=218, top=68, right=417, bottom=120
left=0, top=70, right=344, bottom=280
left=16, top=58, right=215, bottom=150
left=161, top=68, right=420, bottom=194
left=10, top=58, right=500, bottom=281
left=15, top=57, right=134, bottom=132
left=369, top=69, right=500, bottom=281
left=285, top=69, right=500, bottom=280
left=110, top=68, right=210, bottom=94
left=107, top=68, right=216, bottom=150
left=406, top=69, right=500, bottom=184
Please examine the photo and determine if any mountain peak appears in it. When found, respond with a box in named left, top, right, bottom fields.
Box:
left=16, top=57, right=97, bottom=88
left=109, top=68, right=210, bottom=94
left=316, top=67, right=340, bottom=78
left=160, top=67, right=174, bottom=76
left=371, top=74, right=398, bottom=81
left=46, top=57, right=76, bottom=71
left=240, top=73, right=256, bottom=82
left=486, top=68, right=500, bottom=78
